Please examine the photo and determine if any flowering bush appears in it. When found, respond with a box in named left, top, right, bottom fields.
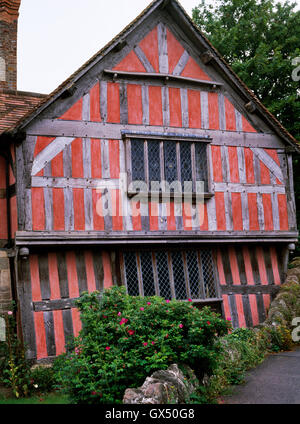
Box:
left=53, top=287, right=231, bottom=404
left=0, top=308, right=32, bottom=398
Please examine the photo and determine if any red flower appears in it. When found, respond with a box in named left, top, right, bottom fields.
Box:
left=119, top=318, right=128, bottom=325
left=188, top=299, right=192, bottom=302
left=207, top=321, right=211, bottom=325
left=147, top=302, right=151, bottom=305
left=166, top=300, right=170, bottom=303
left=91, top=391, right=97, bottom=396
left=140, top=307, right=145, bottom=311
left=105, top=346, right=111, bottom=351
left=179, top=324, right=183, bottom=329
left=128, top=330, right=135, bottom=336
left=143, top=342, right=148, bottom=346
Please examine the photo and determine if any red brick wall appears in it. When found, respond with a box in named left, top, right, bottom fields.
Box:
left=0, top=0, right=21, bottom=90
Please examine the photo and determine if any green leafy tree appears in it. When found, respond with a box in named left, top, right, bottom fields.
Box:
left=192, top=0, right=300, bottom=251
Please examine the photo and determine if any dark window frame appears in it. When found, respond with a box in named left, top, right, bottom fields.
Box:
left=123, top=133, right=214, bottom=200
left=120, top=247, right=222, bottom=303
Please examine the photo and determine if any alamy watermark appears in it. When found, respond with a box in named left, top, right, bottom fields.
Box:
left=292, top=57, right=300, bottom=82
left=94, top=174, right=206, bottom=226
left=291, top=317, right=300, bottom=342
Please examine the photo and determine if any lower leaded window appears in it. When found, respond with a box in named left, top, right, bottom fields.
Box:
left=121, top=249, right=218, bottom=301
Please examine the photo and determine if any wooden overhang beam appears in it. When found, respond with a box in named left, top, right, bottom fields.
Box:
left=103, top=69, right=223, bottom=89
left=15, top=231, right=299, bottom=247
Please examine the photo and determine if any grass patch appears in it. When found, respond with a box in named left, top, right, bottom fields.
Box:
left=0, top=389, right=69, bottom=404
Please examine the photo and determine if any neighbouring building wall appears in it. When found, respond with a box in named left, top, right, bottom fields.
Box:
left=0, top=0, right=21, bottom=90
left=0, top=250, right=12, bottom=312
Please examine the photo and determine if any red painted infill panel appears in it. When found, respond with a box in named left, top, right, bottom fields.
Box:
left=30, top=254, right=42, bottom=302
left=242, top=115, right=256, bottom=133
left=113, top=50, right=146, bottom=73
left=248, top=193, right=260, bottom=231
left=260, top=161, right=271, bottom=185
left=71, top=138, right=84, bottom=178
left=149, top=86, right=163, bottom=126
left=84, top=251, right=97, bottom=293
left=231, top=193, right=243, bottom=231
left=216, top=249, right=226, bottom=286
left=48, top=253, right=61, bottom=300
left=256, top=247, right=269, bottom=285
left=102, top=251, right=113, bottom=289
left=235, top=294, right=246, bottom=328
left=90, top=82, right=101, bottom=122
left=34, top=137, right=55, bottom=158
left=182, top=202, right=193, bottom=231
left=59, top=98, right=82, bottom=121
left=66, top=251, right=80, bottom=299
left=166, top=201, right=176, bottom=231
left=139, top=27, right=159, bottom=73
left=131, top=201, right=142, bottom=231
left=277, top=194, right=289, bottom=231
left=228, top=247, right=241, bottom=285
left=149, top=202, right=159, bottom=231
left=34, top=312, right=48, bottom=360
left=181, top=56, right=211, bottom=81
left=52, top=188, right=65, bottom=231
left=112, top=189, right=123, bottom=231
left=71, top=308, right=82, bottom=338
left=243, top=246, right=255, bottom=285
left=222, top=294, right=231, bottom=321
left=208, top=92, right=219, bottom=130
left=166, top=28, right=185, bottom=75
left=224, top=97, right=236, bottom=132
left=270, top=247, right=281, bottom=285
left=51, top=151, right=64, bottom=177
left=91, top=139, right=102, bottom=179
left=32, top=188, right=45, bottom=231
left=92, top=190, right=105, bottom=231
left=228, top=146, right=240, bottom=183
left=211, top=145, right=223, bottom=182
left=199, top=203, right=208, bottom=231
left=188, top=90, right=201, bottom=129
left=127, top=84, right=143, bottom=125
left=73, top=188, right=85, bottom=231
left=249, top=294, right=259, bottom=326
left=215, top=192, right=226, bottom=231
left=109, top=140, right=120, bottom=179
left=53, top=310, right=65, bottom=356
left=169, top=87, right=182, bottom=127
left=262, top=194, right=274, bottom=231
left=244, top=148, right=255, bottom=184
left=107, top=83, right=120, bottom=124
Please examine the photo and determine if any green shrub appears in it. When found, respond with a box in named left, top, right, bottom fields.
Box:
left=30, top=366, right=57, bottom=394
left=0, top=309, right=32, bottom=398
left=53, top=287, right=231, bottom=404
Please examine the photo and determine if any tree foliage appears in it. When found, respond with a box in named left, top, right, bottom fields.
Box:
left=192, top=0, right=300, bottom=251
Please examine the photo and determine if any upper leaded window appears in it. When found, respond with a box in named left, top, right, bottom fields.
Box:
left=129, top=137, right=209, bottom=193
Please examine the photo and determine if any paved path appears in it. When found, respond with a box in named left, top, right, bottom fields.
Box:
left=223, top=347, right=300, bottom=404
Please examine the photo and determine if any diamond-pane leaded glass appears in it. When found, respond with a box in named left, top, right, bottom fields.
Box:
left=164, top=141, right=177, bottom=185
left=156, top=251, right=172, bottom=299
left=200, top=250, right=217, bottom=298
left=124, top=252, right=139, bottom=296
left=180, top=142, right=193, bottom=187
left=148, top=140, right=161, bottom=188
left=140, top=252, right=156, bottom=296
left=171, top=251, right=187, bottom=300
left=131, top=139, right=145, bottom=181
left=195, top=143, right=208, bottom=192
left=186, top=251, right=202, bottom=299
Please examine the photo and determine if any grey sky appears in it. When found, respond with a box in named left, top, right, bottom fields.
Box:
left=18, top=0, right=200, bottom=94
